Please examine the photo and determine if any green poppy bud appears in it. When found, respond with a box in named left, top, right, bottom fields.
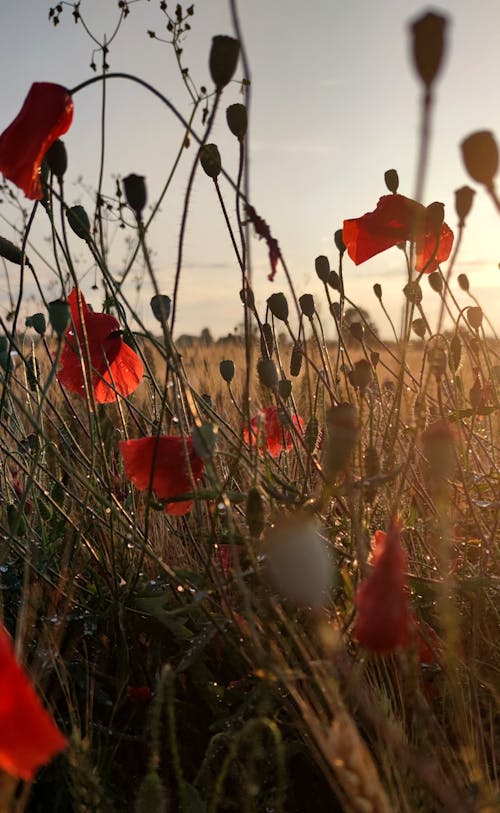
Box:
left=25, top=313, right=46, bottom=336
left=219, top=359, right=235, bottom=383
left=299, top=293, right=315, bottom=318
left=199, top=143, right=221, bottom=179
left=290, top=341, right=302, bottom=377
left=66, top=205, right=91, bottom=241
left=384, top=168, right=399, bottom=193
left=123, top=174, right=147, bottom=219
left=327, top=270, right=340, bottom=291
left=267, top=292, right=289, bottom=322
left=209, top=36, right=240, bottom=90
left=257, top=357, right=278, bottom=389
left=226, top=103, right=247, bottom=140
left=150, top=294, right=171, bottom=323
left=315, top=255, right=330, bottom=282
left=278, top=378, right=292, bottom=400
left=45, top=139, right=67, bottom=180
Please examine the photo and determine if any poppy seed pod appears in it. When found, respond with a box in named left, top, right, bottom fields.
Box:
left=410, top=11, right=447, bottom=88
left=278, top=378, right=292, bottom=400
left=457, top=273, right=470, bottom=292
left=257, top=357, right=279, bottom=389
left=150, top=294, right=171, bottom=323
left=315, top=255, right=330, bottom=282
left=370, top=350, right=380, bottom=367
left=123, top=174, right=147, bottom=219
left=239, top=285, right=255, bottom=310
left=25, top=313, right=46, bottom=336
left=0, top=235, right=23, bottom=265
left=48, top=299, right=70, bottom=337
left=66, top=205, right=91, bottom=242
left=349, top=321, right=364, bottom=343
left=428, top=271, right=443, bottom=293
left=373, top=283, right=382, bottom=300
left=260, top=322, right=274, bottom=359
left=209, top=35, right=240, bottom=90
left=199, top=143, right=221, bottom=180
left=334, top=228, right=346, bottom=255
left=461, top=131, right=499, bottom=188
left=454, top=185, right=475, bottom=226
left=403, top=281, right=422, bottom=305
left=384, top=168, right=399, bottom=193
left=226, top=103, right=247, bottom=140
left=467, top=306, right=483, bottom=330
left=219, top=359, right=235, bottom=383
left=45, top=139, right=67, bottom=180
left=267, top=292, right=289, bottom=322
left=327, top=269, right=340, bottom=291
left=412, top=318, right=427, bottom=339
left=290, top=341, right=303, bottom=377
left=299, top=293, right=315, bottom=318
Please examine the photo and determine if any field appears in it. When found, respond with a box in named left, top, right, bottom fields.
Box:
left=0, top=4, right=498, bottom=813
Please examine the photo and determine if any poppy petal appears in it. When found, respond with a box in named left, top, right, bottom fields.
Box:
left=0, top=83, right=73, bottom=200
left=0, top=626, right=67, bottom=780
left=243, top=406, right=304, bottom=458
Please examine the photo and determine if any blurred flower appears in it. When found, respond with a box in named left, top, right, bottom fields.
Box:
left=58, top=288, right=143, bottom=404
left=343, top=194, right=454, bottom=273
left=127, top=686, right=152, bottom=705
left=243, top=406, right=304, bottom=458
left=0, top=625, right=67, bottom=780
left=0, top=83, right=73, bottom=200
left=119, top=435, right=204, bottom=516
left=354, top=522, right=410, bottom=655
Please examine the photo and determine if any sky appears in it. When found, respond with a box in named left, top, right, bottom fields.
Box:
left=1, top=0, right=500, bottom=339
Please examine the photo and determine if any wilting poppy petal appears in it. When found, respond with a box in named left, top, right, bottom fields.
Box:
left=0, top=83, right=73, bottom=200
left=58, top=288, right=143, bottom=403
left=0, top=625, right=67, bottom=780
left=353, top=522, right=410, bottom=655
left=243, top=406, right=304, bottom=458
left=119, top=435, right=204, bottom=516
left=343, top=194, right=453, bottom=273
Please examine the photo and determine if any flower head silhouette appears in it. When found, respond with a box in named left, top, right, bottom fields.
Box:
left=0, top=83, right=73, bottom=200
left=58, top=288, right=143, bottom=403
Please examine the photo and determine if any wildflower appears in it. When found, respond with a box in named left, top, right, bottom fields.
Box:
left=343, top=194, right=454, bottom=273
left=243, top=406, right=304, bottom=458
left=353, top=523, right=410, bottom=655
left=0, top=625, right=67, bottom=780
left=0, top=83, right=73, bottom=200
left=58, top=288, right=143, bottom=403
left=119, top=435, right=204, bottom=516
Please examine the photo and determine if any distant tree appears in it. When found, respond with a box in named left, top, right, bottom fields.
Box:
left=200, top=327, right=213, bottom=346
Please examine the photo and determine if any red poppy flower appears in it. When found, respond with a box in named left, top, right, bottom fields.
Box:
left=353, top=522, right=410, bottom=655
left=243, top=406, right=304, bottom=458
left=119, top=435, right=204, bottom=516
left=0, top=625, right=67, bottom=780
left=0, top=83, right=73, bottom=200
left=343, top=194, right=454, bottom=273
left=58, top=288, right=144, bottom=404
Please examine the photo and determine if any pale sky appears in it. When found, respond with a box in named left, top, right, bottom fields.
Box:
left=1, top=0, right=500, bottom=339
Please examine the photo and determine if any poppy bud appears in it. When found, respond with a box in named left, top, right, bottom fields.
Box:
left=370, top=350, right=380, bottom=367
left=425, top=201, right=445, bottom=232
left=461, top=131, right=499, bottom=188
left=403, top=281, right=422, bottom=305
left=325, top=402, right=359, bottom=476
left=0, top=236, right=23, bottom=265
left=330, top=301, right=341, bottom=321
left=66, top=205, right=91, bottom=241
left=199, top=143, right=221, bottom=179
left=315, top=255, right=330, bottom=282
left=246, top=487, right=265, bottom=538
left=299, top=293, right=315, bottom=318
left=410, top=11, right=447, bottom=89
left=348, top=358, right=373, bottom=390
left=334, top=229, right=346, bottom=255
left=327, top=270, right=340, bottom=291
left=239, top=285, right=255, bottom=310
left=384, top=168, right=399, bottom=193
left=469, top=375, right=483, bottom=409
left=226, top=103, right=247, bottom=140
left=304, top=416, right=319, bottom=452
left=267, top=292, right=289, bottom=322
left=349, top=322, right=364, bottom=343
left=373, top=283, right=382, bottom=300
left=150, top=294, right=171, bottom=323
left=219, top=359, right=235, bottom=383
left=449, top=333, right=461, bottom=372
left=467, top=306, right=483, bottom=330
left=45, top=139, right=67, bottom=180
left=457, top=273, right=469, bottom=292
left=454, top=186, right=475, bottom=226
left=260, top=322, right=274, bottom=359
left=412, top=318, right=426, bottom=339
left=428, top=271, right=443, bottom=293
left=48, top=299, right=70, bottom=337
left=123, top=174, right=147, bottom=219
left=0, top=350, right=13, bottom=374
left=257, top=357, right=278, bottom=389
left=25, top=313, right=46, bottom=336
left=25, top=357, right=40, bottom=392
left=290, top=341, right=303, bottom=377
left=209, top=35, right=240, bottom=90
left=278, top=378, right=292, bottom=400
